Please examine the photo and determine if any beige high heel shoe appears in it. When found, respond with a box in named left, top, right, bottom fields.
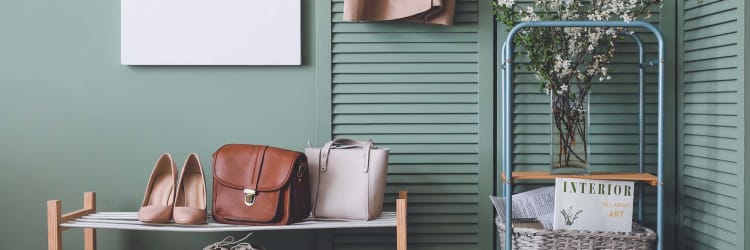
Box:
left=173, top=153, right=207, bottom=224
left=138, top=153, right=177, bottom=223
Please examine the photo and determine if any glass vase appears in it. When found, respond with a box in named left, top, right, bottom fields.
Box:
left=550, top=91, right=590, bottom=175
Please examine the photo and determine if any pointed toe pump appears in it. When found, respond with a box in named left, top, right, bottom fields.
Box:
left=138, top=153, right=177, bottom=223
left=173, top=153, right=207, bottom=224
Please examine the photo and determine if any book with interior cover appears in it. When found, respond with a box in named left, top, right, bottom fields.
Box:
left=553, top=178, right=634, bottom=232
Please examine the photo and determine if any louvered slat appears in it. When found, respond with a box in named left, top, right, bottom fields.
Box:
left=679, top=0, right=741, bottom=249
left=329, top=0, right=481, bottom=248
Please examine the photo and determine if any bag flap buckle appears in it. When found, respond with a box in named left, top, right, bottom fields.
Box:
left=244, top=189, right=257, bottom=206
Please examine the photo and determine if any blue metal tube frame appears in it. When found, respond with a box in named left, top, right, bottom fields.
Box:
left=501, top=32, right=513, bottom=250
left=501, top=21, right=664, bottom=250
left=619, top=32, right=647, bottom=225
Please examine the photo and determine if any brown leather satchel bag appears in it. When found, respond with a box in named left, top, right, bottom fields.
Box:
left=212, top=144, right=311, bottom=225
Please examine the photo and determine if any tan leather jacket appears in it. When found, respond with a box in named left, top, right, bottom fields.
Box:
left=343, top=0, right=455, bottom=26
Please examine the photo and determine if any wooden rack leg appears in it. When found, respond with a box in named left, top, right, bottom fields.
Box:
left=397, top=191, right=408, bottom=250
left=47, top=200, right=62, bottom=250
left=83, top=192, right=96, bottom=250
left=47, top=192, right=97, bottom=250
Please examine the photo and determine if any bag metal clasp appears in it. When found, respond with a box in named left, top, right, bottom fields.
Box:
left=244, top=189, right=257, bottom=206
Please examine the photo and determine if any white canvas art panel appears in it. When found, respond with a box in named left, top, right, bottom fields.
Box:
left=121, top=0, right=300, bottom=65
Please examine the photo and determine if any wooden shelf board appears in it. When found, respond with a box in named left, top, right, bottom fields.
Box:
left=501, top=172, right=659, bottom=186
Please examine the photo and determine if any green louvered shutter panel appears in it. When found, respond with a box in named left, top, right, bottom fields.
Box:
left=678, top=0, right=743, bottom=249
left=500, top=2, right=667, bottom=227
left=329, top=0, right=483, bottom=249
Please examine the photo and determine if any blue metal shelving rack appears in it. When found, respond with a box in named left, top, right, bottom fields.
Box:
left=499, top=21, right=665, bottom=250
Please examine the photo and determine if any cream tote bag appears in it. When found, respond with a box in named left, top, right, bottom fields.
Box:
left=305, top=138, right=389, bottom=220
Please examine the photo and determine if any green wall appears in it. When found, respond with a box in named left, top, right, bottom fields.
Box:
left=0, top=0, right=318, bottom=249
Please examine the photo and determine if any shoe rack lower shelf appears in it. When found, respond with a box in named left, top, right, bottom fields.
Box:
left=47, top=191, right=408, bottom=250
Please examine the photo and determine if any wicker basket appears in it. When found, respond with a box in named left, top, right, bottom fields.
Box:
left=495, top=217, right=656, bottom=250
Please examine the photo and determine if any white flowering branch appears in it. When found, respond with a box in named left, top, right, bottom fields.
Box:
left=494, top=0, right=662, bottom=168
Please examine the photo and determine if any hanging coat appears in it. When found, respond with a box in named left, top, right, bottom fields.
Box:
left=343, top=0, right=455, bottom=26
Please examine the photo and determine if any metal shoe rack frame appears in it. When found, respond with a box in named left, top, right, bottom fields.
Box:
left=499, top=21, right=665, bottom=250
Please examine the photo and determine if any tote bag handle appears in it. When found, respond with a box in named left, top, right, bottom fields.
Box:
left=320, top=138, right=374, bottom=173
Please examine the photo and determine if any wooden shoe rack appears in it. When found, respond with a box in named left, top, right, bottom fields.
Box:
left=47, top=191, right=408, bottom=250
